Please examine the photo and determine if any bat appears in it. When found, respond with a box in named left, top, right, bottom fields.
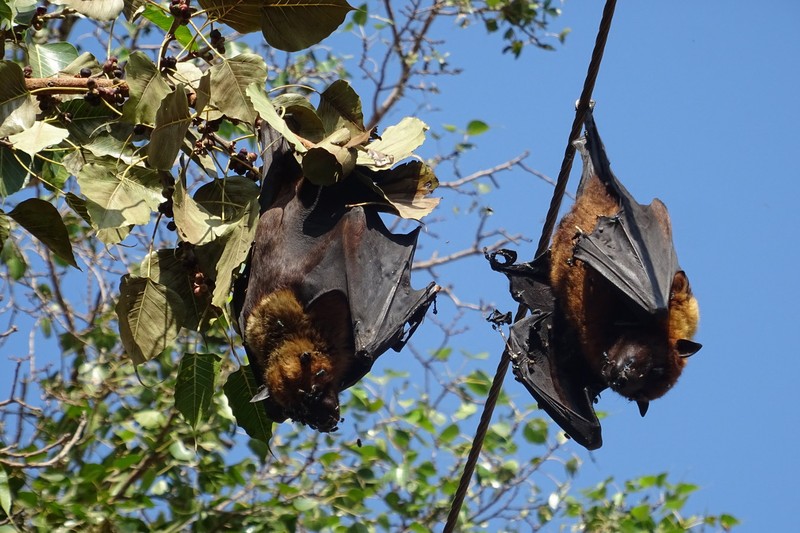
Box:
left=488, top=111, right=701, bottom=449
left=233, top=125, right=438, bottom=432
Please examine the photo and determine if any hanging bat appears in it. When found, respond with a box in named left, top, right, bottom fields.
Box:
left=233, top=125, right=438, bottom=432
left=489, top=110, right=701, bottom=449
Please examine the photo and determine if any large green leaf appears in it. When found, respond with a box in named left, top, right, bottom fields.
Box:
left=140, top=248, right=217, bottom=331
left=147, top=86, right=191, bottom=170
left=172, top=180, right=233, bottom=246
left=121, top=51, right=171, bottom=125
left=302, top=128, right=357, bottom=185
left=116, top=276, right=184, bottom=365
left=272, top=92, right=326, bottom=143
left=8, top=121, right=70, bottom=157
left=0, top=466, right=11, bottom=517
left=261, top=0, right=354, bottom=52
left=198, top=0, right=351, bottom=52
left=318, top=79, right=365, bottom=137
left=0, top=145, right=29, bottom=197
left=175, top=353, right=222, bottom=429
left=7, top=198, right=78, bottom=268
left=209, top=54, right=267, bottom=124
left=356, top=117, right=428, bottom=169
left=192, top=175, right=259, bottom=219
left=59, top=51, right=101, bottom=76
left=0, top=62, right=31, bottom=130
left=223, top=365, right=273, bottom=443
left=27, top=41, right=78, bottom=78
left=77, top=160, right=163, bottom=228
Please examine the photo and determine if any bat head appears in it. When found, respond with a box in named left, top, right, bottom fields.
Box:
left=602, top=331, right=686, bottom=402
left=267, top=337, right=343, bottom=432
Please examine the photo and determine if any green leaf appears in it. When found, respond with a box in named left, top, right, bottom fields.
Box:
left=7, top=198, right=78, bottom=268
left=260, top=0, right=354, bottom=52
left=172, top=180, right=234, bottom=246
left=247, top=84, right=307, bottom=153
left=140, top=248, right=217, bottom=331
left=59, top=51, right=102, bottom=76
left=64, top=191, right=133, bottom=244
left=357, top=116, right=428, bottom=169
left=8, top=121, right=69, bottom=156
left=175, top=353, right=222, bottom=429
left=302, top=128, right=357, bottom=185
left=0, top=239, right=27, bottom=280
left=140, top=4, right=196, bottom=49
left=223, top=366, right=273, bottom=443
left=209, top=54, right=267, bottom=124
left=0, top=466, right=11, bottom=516
left=116, top=276, right=184, bottom=365
left=147, top=85, right=191, bottom=170
left=0, top=62, right=32, bottom=132
left=272, top=92, right=326, bottom=143
left=133, top=409, right=166, bottom=428
left=77, top=159, right=163, bottom=228
left=27, top=41, right=78, bottom=78
left=0, top=145, right=29, bottom=197
left=198, top=0, right=352, bottom=51
left=318, top=80, right=364, bottom=137
left=121, top=51, right=171, bottom=125
left=56, top=98, right=118, bottom=146
left=466, top=119, right=489, bottom=136
left=56, top=0, right=124, bottom=21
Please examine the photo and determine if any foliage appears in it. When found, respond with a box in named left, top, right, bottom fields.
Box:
left=0, top=0, right=736, bottom=531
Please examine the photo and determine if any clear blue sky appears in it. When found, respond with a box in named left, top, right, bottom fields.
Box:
left=392, top=2, right=799, bottom=530
left=2, top=2, right=797, bottom=530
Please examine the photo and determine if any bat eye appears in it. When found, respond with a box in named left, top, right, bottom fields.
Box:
left=316, top=369, right=327, bottom=378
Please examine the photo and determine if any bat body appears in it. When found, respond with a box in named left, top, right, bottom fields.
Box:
left=489, top=111, right=701, bottom=449
left=234, top=126, right=438, bottom=432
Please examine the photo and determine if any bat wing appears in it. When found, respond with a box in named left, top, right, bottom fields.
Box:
left=487, top=250, right=602, bottom=449
left=572, top=111, right=679, bottom=315
left=297, top=190, right=439, bottom=390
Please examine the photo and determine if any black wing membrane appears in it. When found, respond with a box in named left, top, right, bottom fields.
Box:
left=297, top=195, right=439, bottom=390
left=572, top=111, right=679, bottom=315
left=487, top=250, right=602, bottom=449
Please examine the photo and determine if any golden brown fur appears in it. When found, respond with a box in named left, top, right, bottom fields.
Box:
left=245, top=288, right=350, bottom=430
left=550, top=170, right=700, bottom=401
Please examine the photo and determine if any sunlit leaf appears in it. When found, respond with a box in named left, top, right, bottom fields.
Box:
left=50, top=0, right=124, bottom=21
left=209, top=54, right=267, bottom=124
left=466, top=119, right=489, bottom=136
left=302, top=128, right=356, bottom=185
left=27, top=41, right=78, bottom=78
left=147, top=85, right=191, bottom=170
left=121, top=51, right=171, bottom=125
left=318, top=79, right=364, bottom=137
left=8, top=122, right=69, bottom=156
left=247, top=84, right=307, bottom=153
left=0, top=62, right=32, bottom=133
left=357, top=117, right=428, bottom=169
left=0, top=466, right=11, bottom=516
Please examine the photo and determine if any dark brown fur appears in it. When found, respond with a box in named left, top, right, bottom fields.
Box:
left=550, top=170, right=699, bottom=402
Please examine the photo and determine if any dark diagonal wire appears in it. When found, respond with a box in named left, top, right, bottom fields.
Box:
left=442, top=2, right=618, bottom=531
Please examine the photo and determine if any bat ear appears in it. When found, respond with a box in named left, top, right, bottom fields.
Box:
left=676, top=339, right=702, bottom=358
left=250, top=385, right=271, bottom=403
left=637, top=400, right=649, bottom=417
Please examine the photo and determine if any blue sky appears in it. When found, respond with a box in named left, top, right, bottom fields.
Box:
left=2, top=1, right=797, bottom=530
left=395, top=2, right=799, bottom=530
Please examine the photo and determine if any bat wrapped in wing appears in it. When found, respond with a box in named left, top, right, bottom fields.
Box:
left=489, top=111, right=701, bottom=449
left=233, top=126, right=439, bottom=432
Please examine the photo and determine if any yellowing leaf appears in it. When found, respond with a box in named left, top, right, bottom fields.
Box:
left=8, top=122, right=70, bottom=156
